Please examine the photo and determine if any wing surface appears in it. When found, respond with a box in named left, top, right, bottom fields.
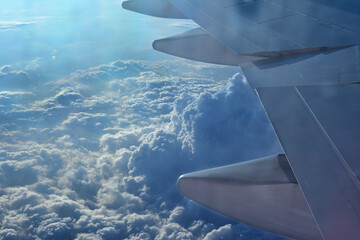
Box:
left=240, top=45, right=360, bottom=90
left=257, top=84, right=360, bottom=240
left=163, top=0, right=360, bottom=238
left=123, top=0, right=360, bottom=239
left=169, top=0, right=360, bottom=55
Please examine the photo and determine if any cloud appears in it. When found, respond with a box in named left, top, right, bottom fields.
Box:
left=0, top=160, right=38, bottom=187
left=0, top=21, right=33, bottom=32
left=166, top=21, right=198, bottom=30
left=0, top=228, right=18, bottom=240
left=0, top=60, right=285, bottom=239
left=173, top=73, right=282, bottom=166
left=203, top=224, right=233, bottom=240
left=40, top=88, right=83, bottom=108
left=36, top=216, right=73, bottom=240
left=0, top=68, right=31, bottom=90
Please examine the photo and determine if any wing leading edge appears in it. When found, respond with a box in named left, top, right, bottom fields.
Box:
left=123, top=0, right=360, bottom=239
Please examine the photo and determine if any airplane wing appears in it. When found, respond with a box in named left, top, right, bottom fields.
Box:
left=122, top=0, right=360, bottom=239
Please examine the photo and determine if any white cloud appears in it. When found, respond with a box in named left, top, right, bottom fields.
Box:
left=0, top=160, right=38, bottom=187
left=0, top=69, right=31, bottom=90
left=0, top=21, right=33, bottom=32
left=0, top=228, right=18, bottom=239
left=0, top=60, right=285, bottom=240
left=203, top=224, right=233, bottom=240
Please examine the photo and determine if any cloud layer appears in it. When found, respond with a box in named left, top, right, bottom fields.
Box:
left=0, top=60, right=284, bottom=239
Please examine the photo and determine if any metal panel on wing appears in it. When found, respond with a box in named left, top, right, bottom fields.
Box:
left=169, top=0, right=360, bottom=54
left=297, top=84, right=360, bottom=182
left=271, top=0, right=360, bottom=33
left=257, top=85, right=360, bottom=240
left=240, top=46, right=360, bottom=90
left=169, top=0, right=300, bottom=54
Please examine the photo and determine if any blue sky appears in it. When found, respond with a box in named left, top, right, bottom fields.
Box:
left=0, top=1, right=285, bottom=239
left=0, top=0, right=196, bottom=73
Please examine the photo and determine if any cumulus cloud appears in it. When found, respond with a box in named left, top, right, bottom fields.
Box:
left=0, top=60, right=285, bottom=239
left=0, top=67, right=31, bottom=90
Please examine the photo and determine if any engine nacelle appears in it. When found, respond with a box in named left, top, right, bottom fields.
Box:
left=177, top=154, right=322, bottom=240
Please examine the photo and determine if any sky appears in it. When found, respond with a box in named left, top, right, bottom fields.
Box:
left=0, top=1, right=286, bottom=239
